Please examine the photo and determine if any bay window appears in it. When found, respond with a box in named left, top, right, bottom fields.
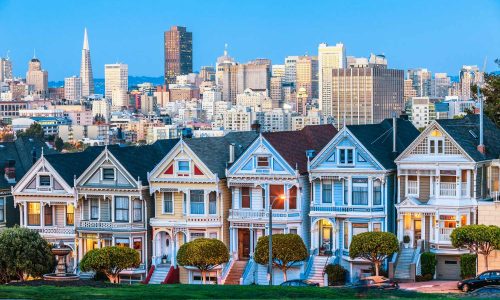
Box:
left=133, top=238, right=143, bottom=262
left=190, top=190, right=204, bottom=214
left=133, top=199, right=142, bottom=222
left=352, top=223, right=369, bottom=236
left=352, top=179, right=368, bottom=205
left=289, top=186, right=297, bottom=209
left=373, top=180, right=382, bottom=205
left=322, top=181, right=332, bottom=204
left=28, top=202, right=41, bottom=226
left=115, top=196, right=129, bottom=222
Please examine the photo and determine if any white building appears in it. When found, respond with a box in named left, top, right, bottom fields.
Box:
left=105, top=63, right=128, bottom=100
left=236, top=88, right=273, bottom=112
left=64, top=76, right=82, bottom=101
left=284, top=56, right=299, bottom=85
left=318, top=43, right=346, bottom=116
left=92, top=99, right=111, bottom=122
left=292, top=109, right=327, bottom=131
left=212, top=106, right=255, bottom=132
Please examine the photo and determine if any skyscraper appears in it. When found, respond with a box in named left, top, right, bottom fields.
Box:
left=105, top=63, right=128, bottom=106
left=433, top=73, right=451, bottom=98
left=296, top=55, right=319, bottom=101
left=0, top=57, right=13, bottom=82
left=64, top=76, right=82, bottom=101
left=318, top=43, right=346, bottom=115
left=80, top=28, right=94, bottom=97
left=164, top=26, right=192, bottom=85
left=26, top=57, right=48, bottom=95
left=459, top=65, right=483, bottom=100
left=407, top=68, right=432, bottom=97
left=284, top=56, right=298, bottom=85
left=236, top=59, right=271, bottom=94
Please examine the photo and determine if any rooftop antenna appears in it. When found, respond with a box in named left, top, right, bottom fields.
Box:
left=33, top=48, right=36, bottom=59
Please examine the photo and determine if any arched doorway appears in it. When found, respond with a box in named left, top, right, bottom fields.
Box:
left=155, top=231, right=172, bottom=265
left=313, top=219, right=334, bottom=255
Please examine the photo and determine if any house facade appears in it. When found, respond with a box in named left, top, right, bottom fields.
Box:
left=395, top=115, right=500, bottom=280
left=308, top=118, right=419, bottom=282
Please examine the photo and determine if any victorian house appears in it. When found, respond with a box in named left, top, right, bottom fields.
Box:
left=225, top=125, right=337, bottom=285
left=394, top=115, right=499, bottom=280
left=75, top=141, right=178, bottom=283
left=307, top=118, right=419, bottom=283
left=147, top=132, right=257, bottom=284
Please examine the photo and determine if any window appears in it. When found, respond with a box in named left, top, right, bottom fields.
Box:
left=373, top=180, right=382, bottom=205
left=241, top=187, right=251, bottom=208
left=270, top=185, right=285, bottom=209
left=183, top=193, right=187, bottom=214
left=352, top=223, right=369, bottom=236
left=133, top=199, right=142, bottom=222
left=178, top=161, right=190, bottom=172
left=163, top=193, right=173, bottom=214
left=352, top=179, right=368, bottom=205
left=39, top=175, right=51, bottom=186
left=115, top=238, right=130, bottom=247
left=209, top=192, right=217, bottom=214
left=373, top=223, right=382, bottom=232
left=90, top=199, right=99, bottom=220
left=322, top=181, right=332, bottom=204
left=343, top=221, right=349, bottom=249
left=44, top=205, right=53, bottom=226
left=133, top=238, right=143, bottom=262
left=339, top=148, right=354, bottom=165
left=209, top=232, right=218, bottom=239
left=190, top=232, right=204, bottom=240
left=289, top=186, right=297, bottom=210
left=257, top=156, right=270, bottom=168
left=0, top=197, right=4, bottom=222
left=429, top=139, right=444, bottom=154
left=115, top=196, right=129, bottom=222
left=28, top=202, right=41, bottom=226
left=261, top=188, right=266, bottom=209
left=343, top=180, right=348, bottom=205
left=102, top=168, right=115, bottom=180
left=190, top=190, right=204, bottom=214
left=66, top=204, right=74, bottom=226
left=289, top=228, right=298, bottom=235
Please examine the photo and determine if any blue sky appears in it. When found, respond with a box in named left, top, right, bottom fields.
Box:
left=0, top=0, right=499, bottom=80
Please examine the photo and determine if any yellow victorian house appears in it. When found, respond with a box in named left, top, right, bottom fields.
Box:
left=147, top=132, right=257, bottom=284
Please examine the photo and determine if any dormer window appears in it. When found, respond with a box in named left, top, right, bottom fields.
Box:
left=102, top=168, right=115, bottom=180
left=257, top=156, right=270, bottom=168
left=177, top=161, right=190, bottom=173
left=429, top=139, right=444, bottom=154
left=39, top=175, right=51, bottom=187
left=339, top=148, right=354, bottom=165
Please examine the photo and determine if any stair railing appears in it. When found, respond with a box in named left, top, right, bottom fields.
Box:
left=240, top=259, right=255, bottom=285
left=301, top=254, right=315, bottom=279
left=219, top=255, right=234, bottom=284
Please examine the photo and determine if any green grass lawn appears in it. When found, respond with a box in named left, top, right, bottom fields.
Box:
left=0, top=284, right=461, bottom=300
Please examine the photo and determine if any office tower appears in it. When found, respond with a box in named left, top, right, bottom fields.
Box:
left=329, top=67, right=404, bottom=128
left=270, top=76, right=283, bottom=107
left=318, top=43, right=346, bottom=114
left=216, top=44, right=236, bottom=86
left=272, top=64, right=285, bottom=78
left=200, top=66, right=215, bottom=82
left=164, top=26, right=192, bottom=85
left=433, top=73, right=451, bottom=98
left=407, top=68, right=432, bottom=97
left=221, top=64, right=239, bottom=104
left=284, top=56, right=298, bottom=85
left=404, top=79, right=417, bottom=101
left=105, top=63, right=128, bottom=103
left=296, top=55, right=319, bottom=101
left=296, top=87, right=308, bottom=115
left=0, top=57, right=13, bottom=82
left=64, top=76, right=82, bottom=101
left=459, top=65, right=483, bottom=100
left=26, top=57, right=48, bottom=95
left=368, top=53, right=388, bottom=68
left=80, top=28, right=94, bottom=97
left=236, top=59, right=271, bottom=94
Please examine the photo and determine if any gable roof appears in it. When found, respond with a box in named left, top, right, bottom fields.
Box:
left=262, top=124, right=338, bottom=174
left=0, top=137, right=56, bottom=190
left=184, top=131, right=258, bottom=178
left=44, top=147, right=102, bottom=186
left=347, top=118, right=420, bottom=169
left=436, top=115, right=500, bottom=162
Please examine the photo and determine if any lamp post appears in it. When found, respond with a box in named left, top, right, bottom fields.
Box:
left=268, top=194, right=285, bottom=286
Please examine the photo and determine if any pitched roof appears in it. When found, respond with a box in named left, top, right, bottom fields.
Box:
left=262, top=124, right=338, bottom=174
left=347, top=118, right=420, bottom=169
left=184, top=131, right=258, bottom=178
left=0, top=137, right=56, bottom=190
left=436, top=115, right=500, bottom=162
left=44, top=147, right=102, bottom=186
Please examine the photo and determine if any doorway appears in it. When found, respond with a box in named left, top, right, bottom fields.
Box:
left=413, top=219, right=422, bottom=247
left=318, top=219, right=333, bottom=255
left=238, top=228, right=250, bottom=260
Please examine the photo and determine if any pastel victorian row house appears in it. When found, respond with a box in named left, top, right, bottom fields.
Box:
left=225, top=125, right=337, bottom=285
left=394, top=115, right=500, bottom=280
left=307, top=118, right=419, bottom=282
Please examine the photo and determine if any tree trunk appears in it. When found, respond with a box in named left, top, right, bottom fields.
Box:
left=375, top=262, right=380, bottom=276
left=282, top=268, right=288, bottom=282
left=109, top=274, right=119, bottom=284
left=201, top=270, right=206, bottom=284
left=484, top=254, right=489, bottom=271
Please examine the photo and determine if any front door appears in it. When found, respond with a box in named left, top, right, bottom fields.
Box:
left=319, top=225, right=332, bottom=255
left=238, top=228, right=250, bottom=260
left=414, top=219, right=422, bottom=247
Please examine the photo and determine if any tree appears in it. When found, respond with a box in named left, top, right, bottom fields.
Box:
left=450, top=225, right=500, bottom=271
left=176, top=238, right=229, bottom=284
left=472, top=59, right=500, bottom=126
left=80, top=246, right=140, bottom=283
left=55, top=137, right=64, bottom=152
left=349, top=232, right=399, bottom=276
left=0, top=227, right=54, bottom=283
left=17, top=123, right=44, bottom=140
left=253, top=233, right=308, bottom=282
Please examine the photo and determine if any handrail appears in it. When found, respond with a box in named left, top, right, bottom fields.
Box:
left=240, top=259, right=254, bottom=285
left=302, top=254, right=315, bottom=279
left=220, top=256, right=234, bottom=284
left=142, top=265, right=155, bottom=284
left=321, top=253, right=333, bottom=276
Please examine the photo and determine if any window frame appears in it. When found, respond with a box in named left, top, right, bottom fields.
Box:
left=373, top=180, right=382, bottom=206
left=240, top=187, right=251, bottom=209
left=38, top=175, right=52, bottom=187
left=190, top=190, right=205, bottom=215
left=208, top=191, right=217, bottom=215
left=115, top=196, right=130, bottom=222
left=256, top=156, right=270, bottom=168
left=352, top=178, right=369, bottom=205
left=102, top=168, right=115, bottom=181
left=162, top=192, right=174, bottom=214
left=133, top=199, right=142, bottom=222
left=90, top=198, right=99, bottom=220
left=322, top=181, right=333, bottom=204
left=177, top=160, right=190, bottom=173
left=338, top=147, right=355, bottom=166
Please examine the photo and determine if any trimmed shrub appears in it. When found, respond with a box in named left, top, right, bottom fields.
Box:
left=349, top=232, right=399, bottom=276
left=420, top=252, right=436, bottom=277
left=460, top=254, right=477, bottom=279
left=416, top=273, right=433, bottom=282
left=324, top=264, right=347, bottom=286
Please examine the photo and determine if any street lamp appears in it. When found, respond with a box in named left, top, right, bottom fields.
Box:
left=268, top=194, right=285, bottom=286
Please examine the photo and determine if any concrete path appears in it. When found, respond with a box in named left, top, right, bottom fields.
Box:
left=399, top=280, right=462, bottom=293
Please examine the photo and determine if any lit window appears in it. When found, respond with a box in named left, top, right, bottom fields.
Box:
left=39, top=175, right=51, bottom=186
left=102, top=168, right=115, bottom=180
left=66, top=204, right=74, bottom=226
left=178, top=161, right=190, bottom=172
left=115, top=238, right=130, bottom=248
left=28, top=202, right=41, bottom=226
left=373, top=223, right=382, bottom=232
left=257, top=156, right=270, bottom=168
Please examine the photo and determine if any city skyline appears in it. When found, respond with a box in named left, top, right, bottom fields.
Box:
left=0, top=0, right=499, bottom=80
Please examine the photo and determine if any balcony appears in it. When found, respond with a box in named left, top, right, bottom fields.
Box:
left=31, top=226, right=75, bottom=236
left=229, top=209, right=301, bottom=220
left=310, top=205, right=384, bottom=213
left=439, top=183, right=457, bottom=197
left=439, top=227, right=454, bottom=242
left=77, top=221, right=145, bottom=231
left=186, top=216, right=222, bottom=223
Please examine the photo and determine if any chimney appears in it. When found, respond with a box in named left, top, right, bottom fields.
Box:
left=228, top=143, right=235, bottom=164
left=392, top=112, right=397, bottom=153
left=305, top=149, right=316, bottom=160
left=4, top=160, right=16, bottom=184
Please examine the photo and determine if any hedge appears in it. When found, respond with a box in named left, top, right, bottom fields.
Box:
left=460, top=254, right=477, bottom=279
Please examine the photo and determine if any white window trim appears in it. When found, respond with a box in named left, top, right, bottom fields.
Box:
left=37, top=173, right=52, bottom=188
left=256, top=155, right=271, bottom=169
left=428, top=137, right=445, bottom=155
left=175, top=159, right=191, bottom=175
left=240, top=187, right=252, bottom=210
left=162, top=192, right=175, bottom=215
left=101, top=167, right=116, bottom=181
left=337, top=147, right=355, bottom=166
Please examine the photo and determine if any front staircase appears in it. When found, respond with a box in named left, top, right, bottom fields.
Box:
left=307, top=256, right=329, bottom=286
left=224, top=260, right=247, bottom=285
left=394, top=248, right=416, bottom=281
left=149, top=265, right=170, bottom=284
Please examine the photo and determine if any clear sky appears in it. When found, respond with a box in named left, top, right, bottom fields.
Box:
left=0, top=0, right=499, bottom=80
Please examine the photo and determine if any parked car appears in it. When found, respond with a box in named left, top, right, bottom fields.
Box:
left=468, top=286, right=500, bottom=298
left=458, top=270, right=500, bottom=292
left=280, top=279, right=320, bottom=287
left=350, top=276, right=399, bottom=290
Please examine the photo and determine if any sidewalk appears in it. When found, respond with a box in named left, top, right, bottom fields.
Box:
left=399, top=280, right=461, bottom=293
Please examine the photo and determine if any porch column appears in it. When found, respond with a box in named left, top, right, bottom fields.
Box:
left=172, top=233, right=177, bottom=266
left=457, top=168, right=462, bottom=199
left=421, top=215, right=426, bottom=244
left=111, top=196, right=115, bottom=222
left=435, top=211, right=440, bottom=244
left=204, top=191, right=209, bottom=216
left=347, top=176, right=352, bottom=206
left=249, top=228, right=254, bottom=256
left=23, top=203, right=28, bottom=227
left=186, top=191, right=191, bottom=215
left=40, top=203, right=45, bottom=227
left=129, top=196, right=132, bottom=223
left=397, top=215, right=404, bottom=240
left=397, top=176, right=401, bottom=203
left=466, top=170, right=470, bottom=198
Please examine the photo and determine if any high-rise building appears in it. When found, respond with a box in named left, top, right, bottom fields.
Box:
left=0, top=57, right=13, bottom=82
left=164, top=26, right=192, bottom=85
left=284, top=56, right=298, bottom=85
left=236, top=59, right=271, bottom=94
left=80, top=28, right=94, bottom=97
left=64, top=76, right=82, bottom=101
left=105, top=63, right=128, bottom=104
left=318, top=43, right=346, bottom=114
left=459, top=65, right=483, bottom=100
left=270, top=76, right=284, bottom=107
left=26, top=57, right=48, bottom=95
left=407, top=68, right=432, bottom=97
left=296, top=55, right=319, bottom=101
left=329, top=67, right=404, bottom=128
left=200, top=66, right=215, bottom=82
left=404, top=79, right=417, bottom=101
left=433, top=73, right=451, bottom=98
left=216, top=44, right=236, bottom=86
left=271, top=64, right=285, bottom=78
left=221, top=64, right=239, bottom=104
